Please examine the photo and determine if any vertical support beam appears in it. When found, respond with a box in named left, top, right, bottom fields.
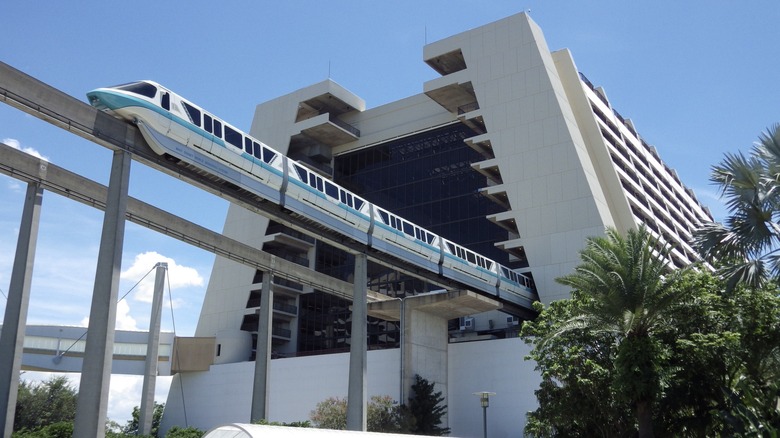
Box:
left=139, top=262, right=167, bottom=436
left=0, top=183, right=43, bottom=438
left=74, top=150, right=131, bottom=438
left=251, top=271, right=273, bottom=422
left=347, top=253, right=367, bottom=431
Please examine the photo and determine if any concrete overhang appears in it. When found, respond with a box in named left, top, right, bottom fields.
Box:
left=367, top=290, right=501, bottom=322
left=423, top=71, right=477, bottom=114
left=295, top=112, right=360, bottom=147
left=424, top=49, right=467, bottom=76
left=480, top=185, right=512, bottom=210
left=464, top=135, right=494, bottom=159
left=487, top=210, right=519, bottom=234
left=471, top=158, right=503, bottom=184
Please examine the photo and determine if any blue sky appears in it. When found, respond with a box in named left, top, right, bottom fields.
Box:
left=2, top=0, right=779, bottom=423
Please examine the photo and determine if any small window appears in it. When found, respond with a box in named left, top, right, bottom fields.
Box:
left=263, top=148, right=275, bottom=164
left=204, top=114, right=213, bottom=133
left=213, top=120, right=222, bottom=138
left=182, top=101, right=201, bottom=126
left=316, top=178, right=323, bottom=192
left=324, top=181, right=339, bottom=199
left=378, top=210, right=390, bottom=224
left=244, top=137, right=253, bottom=155
left=403, top=222, right=414, bottom=236
left=161, top=92, right=170, bottom=111
left=294, top=164, right=308, bottom=181
left=253, top=142, right=262, bottom=160
left=354, top=198, right=364, bottom=211
left=346, top=193, right=353, bottom=207
left=339, top=190, right=347, bottom=204
left=309, top=173, right=318, bottom=189
left=225, top=126, right=242, bottom=148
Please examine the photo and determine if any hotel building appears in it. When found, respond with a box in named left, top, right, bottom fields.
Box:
left=161, top=12, right=711, bottom=437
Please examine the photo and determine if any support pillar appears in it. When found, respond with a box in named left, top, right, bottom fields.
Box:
left=346, top=253, right=367, bottom=431
left=0, top=183, right=43, bottom=438
left=74, top=150, right=131, bottom=438
left=251, top=271, right=273, bottom=422
left=139, top=262, right=167, bottom=435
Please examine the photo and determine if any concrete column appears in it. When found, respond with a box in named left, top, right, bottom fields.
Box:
left=251, top=271, right=273, bottom=421
left=139, top=262, right=167, bottom=435
left=74, top=150, right=131, bottom=438
left=347, top=253, right=367, bottom=431
left=0, top=183, right=43, bottom=438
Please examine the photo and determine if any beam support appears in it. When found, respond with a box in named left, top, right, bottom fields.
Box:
left=139, top=262, right=167, bottom=435
left=251, top=271, right=274, bottom=422
left=0, top=182, right=43, bottom=438
left=74, top=150, right=131, bottom=438
left=347, top=253, right=368, bottom=431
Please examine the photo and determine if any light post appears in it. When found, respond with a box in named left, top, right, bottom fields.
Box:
left=473, top=391, right=495, bottom=438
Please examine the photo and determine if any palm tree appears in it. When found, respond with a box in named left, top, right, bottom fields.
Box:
left=550, top=226, right=687, bottom=438
left=694, top=123, right=780, bottom=289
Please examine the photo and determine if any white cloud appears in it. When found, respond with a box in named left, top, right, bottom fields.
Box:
left=80, top=299, right=139, bottom=331
left=3, top=137, right=49, bottom=161
left=121, top=252, right=204, bottom=305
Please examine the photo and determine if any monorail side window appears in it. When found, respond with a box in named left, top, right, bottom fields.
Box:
left=182, top=101, right=201, bottom=126
left=324, top=181, right=339, bottom=199
left=293, top=164, right=308, bottom=182
left=339, top=190, right=347, bottom=204
left=225, top=126, right=242, bottom=149
left=204, top=114, right=213, bottom=133
left=213, top=120, right=222, bottom=138
left=378, top=210, right=389, bottom=224
left=354, top=198, right=364, bottom=211
left=161, top=92, right=170, bottom=111
left=262, top=148, right=275, bottom=164
left=253, top=142, right=263, bottom=160
left=403, top=222, right=414, bottom=236
left=244, top=137, right=253, bottom=155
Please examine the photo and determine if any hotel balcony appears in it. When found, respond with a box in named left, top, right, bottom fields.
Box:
left=464, top=134, right=496, bottom=160
left=471, top=158, right=503, bottom=185
left=424, top=48, right=467, bottom=76
left=423, top=70, right=478, bottom=115
left=293, top=81, right=363, bottom=148
left=487, top=210, right=519, bottom=234
left=479, top=184, right=512, bottom=210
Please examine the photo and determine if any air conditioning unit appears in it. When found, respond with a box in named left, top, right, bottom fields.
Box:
left=460, top=317, right=475, bottom=331
left=506, top=316, right=520, bottom=327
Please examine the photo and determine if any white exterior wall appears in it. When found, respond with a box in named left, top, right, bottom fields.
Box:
left=423, top=13, right=615, bottom=303
left=161, top=338, right=539, bottom=437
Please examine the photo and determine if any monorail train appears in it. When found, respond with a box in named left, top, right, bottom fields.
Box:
left=86, top=81, right=535, bottom=305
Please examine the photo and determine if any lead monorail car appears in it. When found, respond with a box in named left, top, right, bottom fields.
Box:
left=87, top=81, right=534, bottom=304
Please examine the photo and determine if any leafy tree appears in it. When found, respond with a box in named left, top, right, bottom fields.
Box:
left=164, top=426, right=205, bottom=438
left=407, top=375, right=449, bottom=436
left=523, top=267, right=780, bottom=437
left=309, top=395, right=411, bottom=433
left=310, top=397, right=348, bottom=430
left=551, top=226, right=684, bottom=438
left=252, top=419, right=311, bottom=427
left=12, top=421, right=73, bottom=438
left=122, top=401, right=165, bottom=437
left=13, top=376, right=78, bottom=432
left=695, top=123, right=780, bottom=289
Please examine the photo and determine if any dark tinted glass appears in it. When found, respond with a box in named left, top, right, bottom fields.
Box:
left=115, top=82, right=157, bottom=98
left=225, top=126, right=242, bottom=148
left=335, top=124, right=513, bottom=266
left=182, top=101, right=201, bottom=125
